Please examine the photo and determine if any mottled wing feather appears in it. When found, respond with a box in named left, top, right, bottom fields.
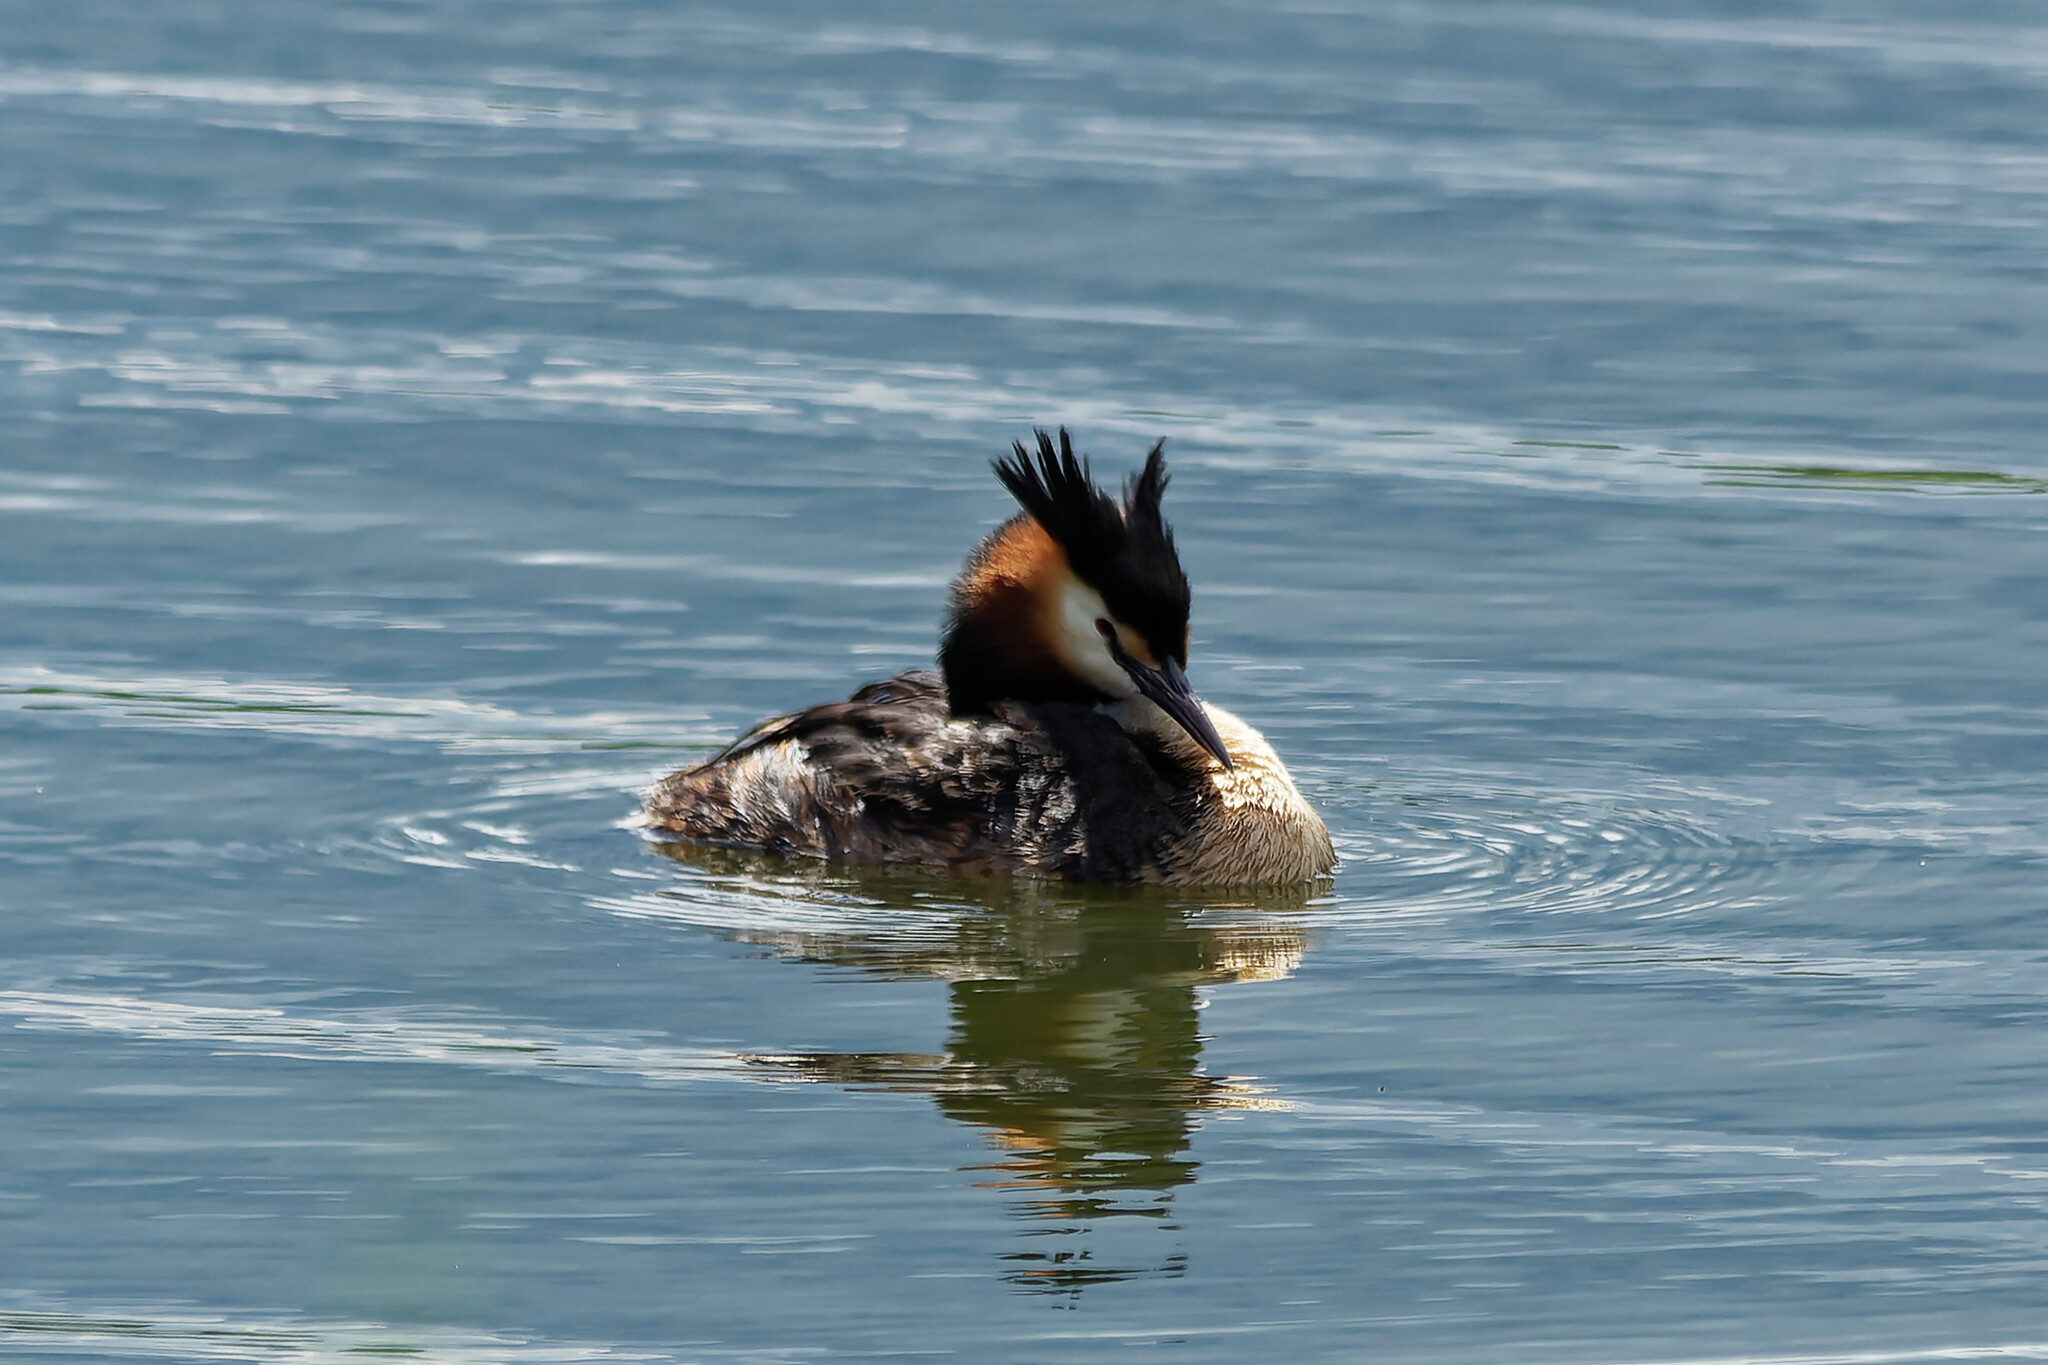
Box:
left=643, top=670, right=1195, bottom=881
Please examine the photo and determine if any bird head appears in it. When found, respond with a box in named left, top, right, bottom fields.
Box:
left=940, top=428, right=1233, bottom=769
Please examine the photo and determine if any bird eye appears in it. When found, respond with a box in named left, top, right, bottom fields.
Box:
left=1094, top=619, right=1115, bottom=641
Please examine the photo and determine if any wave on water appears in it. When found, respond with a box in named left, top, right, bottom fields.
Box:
left=11, top=309, right=2048, bottom=503
left=0, top=1294, right=685, bottom=1364
left=0, top=988, right=761, bottom=1089
left=0, top=666, right=715, bottom=755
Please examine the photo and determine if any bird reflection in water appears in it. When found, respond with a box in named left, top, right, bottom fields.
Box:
left=648, top=844, right=1320, bottom=1296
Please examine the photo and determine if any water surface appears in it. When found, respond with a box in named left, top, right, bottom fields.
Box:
left=4, top=1, right=2048, bottom=1361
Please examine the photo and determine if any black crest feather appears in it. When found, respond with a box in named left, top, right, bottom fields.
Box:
left=993, top=429, right=1121, bottom=570
left=993, top=428, right=1191, bottom=665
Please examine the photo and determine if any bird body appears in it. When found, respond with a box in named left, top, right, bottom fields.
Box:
left=644, top=432, right=1334, bottom=886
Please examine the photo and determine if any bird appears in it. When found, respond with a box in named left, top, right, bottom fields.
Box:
left=643, top=429, right=1334, bottom=886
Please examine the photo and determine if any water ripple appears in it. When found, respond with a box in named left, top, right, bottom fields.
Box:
left=0, top=1294, right=690, bottom=1364
left=12, top=308, right=2045, bottom=504
left=0, top=666, right=713, bottom=754
left=1327, top=773, right=1769, bottom=925
left=0, top=988, right=758, bottom=1089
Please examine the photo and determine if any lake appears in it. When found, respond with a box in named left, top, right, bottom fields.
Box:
left=4, top=1, right=2047, bottom=1361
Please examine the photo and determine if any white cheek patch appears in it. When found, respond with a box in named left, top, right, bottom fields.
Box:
left=1055, top=577, right=1139, bottom=699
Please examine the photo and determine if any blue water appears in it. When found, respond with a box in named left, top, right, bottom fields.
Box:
left=5, top=2, right=2048, bottom=1361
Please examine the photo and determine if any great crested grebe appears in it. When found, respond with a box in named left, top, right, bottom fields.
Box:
left=644, top=429, right=1335, bottom=886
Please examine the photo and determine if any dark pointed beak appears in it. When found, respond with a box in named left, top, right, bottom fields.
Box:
left=1111, top=645, right=1234, bottom=770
